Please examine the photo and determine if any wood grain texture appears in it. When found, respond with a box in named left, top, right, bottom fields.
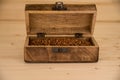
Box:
left=25, top=4, right=96, bottom=11
left=28, top=13, right=93, bottom=35
left=25, top=46, right=99, bottom=62
left=0, top=1, right=120, bottom=21
left=24, top=37, right=99, bottom=62
left=25, top=4, right=96, bottom=35
left=0, top=21, right=120, bottom=80
left=0, top=0, right=120, bottom=80
left=24, top=4, right=99, bottom=63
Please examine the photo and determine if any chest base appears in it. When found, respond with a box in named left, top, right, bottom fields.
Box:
left=24, top=36, right=99, bottom=63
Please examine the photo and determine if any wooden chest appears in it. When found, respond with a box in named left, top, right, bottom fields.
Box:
left=24, top=2, right=99, bottom=63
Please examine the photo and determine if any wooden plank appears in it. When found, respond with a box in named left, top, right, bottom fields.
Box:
left=0, top=21, right=26, bottom=36
left=0, top=2, right=120, bottom=21
left=1, top=0, right=120, bottom=4
left=0, top=21, right=120, bottom=80
left=0, top=0, right=120, bottom=78
left=97, top=3, right=120, bottom=21
left=26, top=12, right=95, bottom=35
left=94, top=22, right=120, bottom=37
left=1, top=21, right=120, bottom=37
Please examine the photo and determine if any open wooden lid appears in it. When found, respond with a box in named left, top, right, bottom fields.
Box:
left=25, top=3, right=97, bottom=35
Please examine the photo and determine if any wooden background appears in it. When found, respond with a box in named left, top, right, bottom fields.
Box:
left=0, top=0, right=120, bottom=80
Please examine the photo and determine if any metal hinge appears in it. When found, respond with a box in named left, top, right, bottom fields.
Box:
left=37, top=33, right=46, bottom=38
left=75, top=33, right=83, bottom=38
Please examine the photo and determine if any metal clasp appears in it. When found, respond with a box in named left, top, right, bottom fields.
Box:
left=52, top=1, right=67, bottom=10
left=52, top=47, right=68, bottom=53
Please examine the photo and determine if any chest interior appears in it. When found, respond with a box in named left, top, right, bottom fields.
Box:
left=25, top=3, right=97, bottom=47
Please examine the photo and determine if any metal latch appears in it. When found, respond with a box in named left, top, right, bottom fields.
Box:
left=37, top=33, right=46, bottom=38
left=52, top=1, right=67, bottom=10
left=52, top=47, right=69, bottom=53
left=75, top=33, right=83, bottom=38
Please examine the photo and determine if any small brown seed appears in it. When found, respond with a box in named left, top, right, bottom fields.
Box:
left=29, top=37, right=93, bottom=46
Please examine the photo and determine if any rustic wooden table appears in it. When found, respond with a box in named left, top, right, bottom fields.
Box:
left=0, top=0, right=120, bottom=80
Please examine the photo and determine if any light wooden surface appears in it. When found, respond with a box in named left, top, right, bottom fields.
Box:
left=0, top=0, right=120, bottom=80
left=0, top=0, right=120, bottom=21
